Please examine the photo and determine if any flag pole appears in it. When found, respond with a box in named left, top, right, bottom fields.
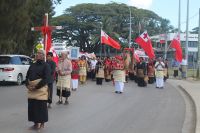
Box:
left=128, top=6, right=132, bottom=48
left=100, top=27, right=102, bottom=58
left=196, top=8, right=200, bottom=78
left=185, top=0, right=189, bottom=78
left=44, top=13, right=48, bottom=61
left=165, top=0, right=181, bottom=60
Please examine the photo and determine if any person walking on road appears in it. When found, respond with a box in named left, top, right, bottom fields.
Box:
left=155, top=57, right=165, bottom=88
left=136, top=57, right=147, bottom=87
left=95, top=57, right=104, bottom=85
left=26, top=49, right=51, bottom=130
left=78, top=56, right=88, bottom=84
left=172, top=59, right=179, bottom=78
left=71, top=59, right=79, bottom=91
left=56, top=51, right=72, bottom=105
left=112, top=56, right=126, bottom=94
left=147, top=59, right=155, bottom=84
left=180, top=56, right=187, bottom=79
left=46, top=52, right=56, bottom=108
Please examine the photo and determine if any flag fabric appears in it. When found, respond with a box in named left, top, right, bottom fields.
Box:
left=101, top=30, right=121, bottom=50
left=134, top=53, right=140, bottom=62
left=50, top=47, right=59, bottom=66
left=135, top=31, right=155, bottom=59
left=170, top=33, right=182, bottom=62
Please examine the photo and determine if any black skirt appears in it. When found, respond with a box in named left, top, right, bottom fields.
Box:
left=137, top=77, right=147, bottom=87
left=28, top=99, right=48, bottom=123
left=57, top=89, right=71, bottom=97
left=148, top=77, right=155, bottom=84
left=129, top=73, right=135, bottom=80
left=96, top=78, right=103, bottom=85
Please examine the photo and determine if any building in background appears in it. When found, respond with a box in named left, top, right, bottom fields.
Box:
left=151, top=33, right=198, bottom=68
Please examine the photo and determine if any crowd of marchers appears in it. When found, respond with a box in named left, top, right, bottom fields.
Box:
left=25, top=50, right=187, bottom=131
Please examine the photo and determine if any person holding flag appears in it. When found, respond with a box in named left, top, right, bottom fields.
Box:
left=170, top=33, right=182, bottom=62
left=170, top=33, right=183, bottom=78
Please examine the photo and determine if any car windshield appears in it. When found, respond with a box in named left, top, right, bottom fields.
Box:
left=0, top=56, right=11, bottom=64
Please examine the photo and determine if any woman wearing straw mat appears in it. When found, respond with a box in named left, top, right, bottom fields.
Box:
left=56, top=51, right=72, bottom=105
left=26, top=49, right=51, bottom=130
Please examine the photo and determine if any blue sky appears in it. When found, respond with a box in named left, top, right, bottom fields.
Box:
left=54, top=0, right=199, bottom=31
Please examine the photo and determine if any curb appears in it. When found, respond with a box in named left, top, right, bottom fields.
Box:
left=178, top=85, right=196, bottom=133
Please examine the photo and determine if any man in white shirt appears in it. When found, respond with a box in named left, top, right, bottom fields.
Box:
left=180, top=56, right=187, bottom=79
left=90, top=57, right=97, bottom=81
left=155, top=57, right=165, bottom=88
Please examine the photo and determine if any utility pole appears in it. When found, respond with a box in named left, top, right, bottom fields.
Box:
left=128, top=7, right=132, bottom=48
left=185, top=0, right=189, bottom=77
left=197, top=8, right=200, bottom=78
left=164, top=33, right=168, bottom=59
left=178, top=0, right=181, bottom=35
left=100, top=22, right=103, bottom=58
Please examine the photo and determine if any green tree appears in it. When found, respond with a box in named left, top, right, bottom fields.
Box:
left=51, top=3, right=174, bottom=54
left=0, top=0, right=61, bottom=55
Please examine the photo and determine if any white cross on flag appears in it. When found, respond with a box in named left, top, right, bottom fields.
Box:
left=135, top=31, right=155, bottom=59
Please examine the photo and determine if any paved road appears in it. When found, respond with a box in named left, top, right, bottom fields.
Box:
left=0, top=80, right=185, bottom=133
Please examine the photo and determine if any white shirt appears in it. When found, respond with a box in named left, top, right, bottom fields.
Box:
left=90, top=60, right=97, bottom=69
left=181, top=59, right=187, bottom=65
left=155, top=62, right=165, bottom=70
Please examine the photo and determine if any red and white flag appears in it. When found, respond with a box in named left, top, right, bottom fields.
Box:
left=135, top=31, right=155, bottom=59
left=50, top=47, right=59, bottom=66
left=170, top=33, right=182, bottom=62
left=101, top=30, right=121, bottom=50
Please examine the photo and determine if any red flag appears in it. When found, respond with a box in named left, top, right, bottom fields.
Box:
left=50, top=47, right=59, bottom=66
left=135, top=31, right=155, bottom=59
left=101, top=30, right=121, bottom=50
left=134, top=53, right=140, bottom=62
left=170, top=33, right=182, bottom=62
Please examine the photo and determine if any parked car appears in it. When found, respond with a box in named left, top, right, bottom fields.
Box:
left=0, top=55, right=32, bottom=85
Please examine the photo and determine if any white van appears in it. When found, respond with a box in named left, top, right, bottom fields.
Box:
left=0, top=55, right=32, bottom=85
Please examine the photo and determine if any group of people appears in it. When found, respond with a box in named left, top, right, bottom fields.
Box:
left=172, top=56, right=187, bottom=79
left=26, top=50, right=73, bottom=130
left=25, top=49, right=170, bottom=131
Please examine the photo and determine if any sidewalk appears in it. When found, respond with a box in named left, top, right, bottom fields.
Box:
left=168, top=78, right=200, bottom=133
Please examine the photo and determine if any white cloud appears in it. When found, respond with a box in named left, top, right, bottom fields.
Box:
left=128, top=0, right=153, bottom=9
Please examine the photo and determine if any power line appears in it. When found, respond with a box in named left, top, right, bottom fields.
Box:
left=181, top=12, right=198, bottom=25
